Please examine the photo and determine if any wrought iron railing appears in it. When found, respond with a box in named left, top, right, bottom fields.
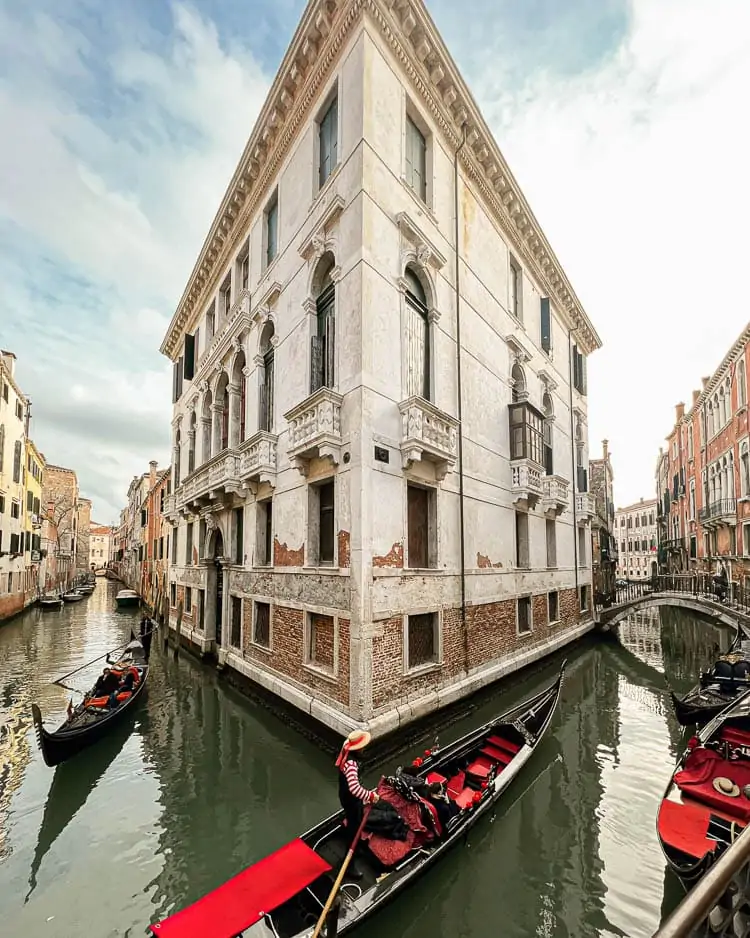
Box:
left=699, top=498, right=737, bottom=523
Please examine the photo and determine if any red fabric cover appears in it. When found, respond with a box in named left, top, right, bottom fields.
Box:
left=447, top=771, right=465, bottom=799
left=454, top=788, right=476, bottom=810
left=149, top=839, right=331, bottom=938
left=674, top=747, right=750, bottom=821
left=487, top=735, right=520, bottom=755
left=657, top=799, right=718, bottom=860
left=480, top=745, right=512, bottom=764
left=723, top=727, right=750, bottom=748
left=426, top=771, right=447, bottom=785
left=364, top=780, right=433, bottom=867
left=417, top=796, right=442, bottom=837
left=366, top=830, right=416, bottom=866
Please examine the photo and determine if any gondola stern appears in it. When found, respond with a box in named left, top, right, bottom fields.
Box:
left=31, top=704, right=56, bottom=767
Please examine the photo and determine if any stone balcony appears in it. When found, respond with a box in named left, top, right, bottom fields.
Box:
left=542, top=475, right=569, bottom=516
left=398, top=396, right=458, bottom=481
left=163, top=494, right=177, bottom=521
left=511, top=458, right=543, bottom=509
left=239, top=430, right=278, bottom=489
left=284, top=386, right=343, bottom=475
left=176, top=450, right=242, bottom=514
left=575, top=491, right=596, bottom=519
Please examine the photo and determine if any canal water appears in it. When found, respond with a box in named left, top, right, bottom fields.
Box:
left=0, top=580, right=735, bottom=937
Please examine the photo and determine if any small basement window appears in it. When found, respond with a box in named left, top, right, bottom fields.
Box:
left=407, top=612, right=439, bottom=670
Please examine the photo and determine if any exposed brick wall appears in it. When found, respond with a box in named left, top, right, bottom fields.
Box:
left=373, top=541, right=403, bottom=568
left=372, top=588, right=582, bottom=711
left=274, top=537, right=304, bottom=567
left=0, top=592, right=25, bottom=621
left=241, top=603, right=350, bottom=705
left=310, top=614, right=335, bottom=669
left=337, top=530, right=350, bottom=569
left=476, top=553, right=503, bottom=569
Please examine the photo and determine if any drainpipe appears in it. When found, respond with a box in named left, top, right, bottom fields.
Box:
left=569, top=330, right=579, bottom=595
left=454, top=122, right=468, bottom=673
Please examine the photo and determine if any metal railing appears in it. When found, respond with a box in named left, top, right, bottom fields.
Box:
left=699, top=498, right=737, bottom=524
left=652, top=572, right=750, bottom=616
left=653, top=823, right=750, bottom=937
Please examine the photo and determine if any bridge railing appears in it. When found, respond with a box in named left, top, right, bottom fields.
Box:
left=652, top=821, right=750, bottom=937
left=652, top=573, right=750, bottom=616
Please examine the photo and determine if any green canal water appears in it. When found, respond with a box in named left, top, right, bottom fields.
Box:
left=0, top=580, right=735, bottom=937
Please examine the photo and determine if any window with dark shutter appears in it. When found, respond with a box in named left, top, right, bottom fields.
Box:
left=407, top=484, right=432, bottom=568
left=311, top=281, right=335, bottom=392
left=12, top=440, right=21, bottom=483
left=318, top=481, right=335, bottom=564
left=184, top=334, right=196, bottom=380
left=540, top=297, right=551, bottom=353
left=318, top=96, right=338, bottom=188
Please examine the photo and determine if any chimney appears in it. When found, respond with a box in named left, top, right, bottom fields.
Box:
left=640, top=496, right=644, bottom=503
left=702, top=376, right=710, bottom=389
left=602, top=439, right=609, bottom=461
left=149, top=460, right=158, bottom=486
left=675, top=402, right=685, bottom=421
left=692, top=389, right=700, bottom=406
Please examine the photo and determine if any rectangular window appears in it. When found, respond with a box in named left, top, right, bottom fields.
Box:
left=230, top=596, right=242, bottom=648
left=548, top=590, right=559, bottom=624
left=12, top=440, right=22, bottom=483
left=579, top=584, right=589, bottom=612
left=185, top=586, right=192, bottom=613
left=184, top=333, right=196, bottom=381
left=220, top=276, right=231, bottom=318
left=407, top=483, right=436, bottom=569
left=159, top=536, right=164, bottom=559
left=196, top=589, right=204, bottom=629
left=517, top=596, right=532, bottom=634
left=26, top=490, right=33, bottom=512
left=740, top=361, right=748, bottom=407
left=318, top=480, right=335, bottom=565
left=257, top=500, right=273, bottom=566
left=307, top=613, right=335, bottom=672
left=253, top=601, right=271, bottom=648
left=239, top=245, right=249, bottom=291
left=318, top=94, right=338, bottom=189
left=407, top=612, right=438, bottom=670
left=540, top=297, right=551, bottom=353
left=509, top=257, right=522, bottom=322
left=265, top=192, right=278, bottom=267
left=509, top=402, right=544, bottom=466
left=405, top=114, right=427, bottom=202
left=11, top=501, right=20, bottom=519
left=545, top=519, right=557, bottom=568
left=206, top=302, right=216, bottom=341
left=185, top=523, right=193, bottom=565
left=234, top=507, right=244, bottom=565
left=578, top=526, right=587, bottom=566
left=573, top=345, right=587, bottom=395
left=744, top=524, right=750, bottom=557
left=515, top=511, right=529, bottom=569
left=690, top=535, right=697, bottom=559
left=170, top=583, right=177, bottom=607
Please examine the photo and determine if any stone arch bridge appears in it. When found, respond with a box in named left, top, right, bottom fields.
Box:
left=599, top=591, right=750, bottom=636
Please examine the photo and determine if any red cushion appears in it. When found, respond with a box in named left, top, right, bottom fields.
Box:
left=466, top=757, right=493, bottom=779
left=426, top=771, right=447, bottom=786
left=447, top=772, right=465, bottom=798
left=454, top=788, right=476, bottom=810
left=657, top=799, right=718, bottom=861
left=487, top=735, right=520, bottom=755
left=480, top=745, right=512, bottom=764
left=723, top=727, right=750, bottom=748
left=674, top=748, right=750, bottom=821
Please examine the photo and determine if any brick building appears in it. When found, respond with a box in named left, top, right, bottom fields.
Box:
left=42, top=465, right=81, bottom=591
left=161, top=0, right=601, bottom=737
left=75, top=496, right=92, bottom=575
left=657, top=321, right=750, bottom=586
left=615, top=498, right=658, bottom=581
left=143, top=462, right=171, bottom=618
left=589, top=440, right=617, bottom=604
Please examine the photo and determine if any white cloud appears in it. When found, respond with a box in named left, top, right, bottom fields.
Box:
left=470, top=0, right=750, bottom=504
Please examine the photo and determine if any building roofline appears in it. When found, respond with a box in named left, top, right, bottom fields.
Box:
left=160, top=0, right=600, bottom=359
left=615, top=498, right=658, bottom=513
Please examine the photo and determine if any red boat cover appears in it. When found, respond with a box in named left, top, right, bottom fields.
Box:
left=149, top=838, right=332, bottom=938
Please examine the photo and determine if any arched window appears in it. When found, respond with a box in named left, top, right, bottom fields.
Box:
left=741, top=441, right=750, bottom=498
left=404, top=266, right=430, bottom=400
left=201, top=389, right=212, bottom=461
left=259, top=322, right=275, bottom=432
left=728, top=450, right=735, bottom=499
left=230, top=349, right=247, bottom=447
left=215, top=373, right=229, bottom=451
left=739, top=361, right=748, bottom=408
left=188, top=411, right=197, bottom=475
left=719, top=388, right=726, bottom=428
left=542, top=391, right=553, bottom=475
left=312, top=255, right=335, bottom=391
left=511, top=362, right=526, bottom=403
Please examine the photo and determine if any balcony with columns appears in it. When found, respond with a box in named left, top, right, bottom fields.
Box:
left=239, top=431, right=278, bottom=489
left=575, top=491, right=596, bottom=520
left=542, top=475, right=569, bottom=516
left=284, top=386, right=343, bottom=476
left=398, top=396, right=458, bottom=481
left=176, top=450, right=242, bottom=514
left=509, top=401, right=544, bottom=509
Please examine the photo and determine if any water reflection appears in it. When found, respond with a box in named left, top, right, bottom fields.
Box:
left=0, top=594, right=736, bottom=937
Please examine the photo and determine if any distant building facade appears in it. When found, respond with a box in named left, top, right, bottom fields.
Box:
left=89, top=524, right=113, bottom=569
left=589, top=440, right=617, bottom=604
left=615, top=498, right=658, bottom=580
left=42, top=465, right=80, bottom=591
left=0, top=351, right=29, bottom=617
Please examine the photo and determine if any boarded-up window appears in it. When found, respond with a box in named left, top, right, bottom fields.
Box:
left=546, top=519, right=556, bottom=568
left=515, top=511, right=529, bottom=569
left=517, top=596, right=532, bottom=634
left=407, top=484, right=429, bottom=568
left=407, top=613, right=437, bottom=669
left=308, top=613, right=335, bottom=671
left=257, top=500, right=273, bottom=566
left=548, top=591, right=559, bottom=623
left=254, top=601, right=270, bottom=648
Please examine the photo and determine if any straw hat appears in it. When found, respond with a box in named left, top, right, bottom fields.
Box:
left=713, top=776, right=740, bottom=798
left=345, top=729, right=371, bottom=751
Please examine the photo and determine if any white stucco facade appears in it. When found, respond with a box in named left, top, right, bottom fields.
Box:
left=615, top=499, right=658, bottom=580
left=162, top=0, right=601, bottom=738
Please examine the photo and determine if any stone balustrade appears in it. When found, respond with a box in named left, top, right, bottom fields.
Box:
left=575, top=491, right=596, bottom=518
left=398, top=395, right=458, bottom=481
left=511, top=458, right=543, bottom=509
left=285, top=387, right=343, bottom=474
left=542, top=474, right=569, bottom=515
left=239, top=431, right=278, bottom=487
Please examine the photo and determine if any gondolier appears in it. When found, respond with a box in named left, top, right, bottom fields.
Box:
left=335, top=730, right=379, bottom=839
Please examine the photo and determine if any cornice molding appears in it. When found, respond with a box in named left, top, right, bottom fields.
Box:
left=161, top=0, right=600, bottom=359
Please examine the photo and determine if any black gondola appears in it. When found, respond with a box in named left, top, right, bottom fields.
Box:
left=671, top=628, right=750, bottom=727
left=149, top=660, right=566, bottom=938
left=658, top=688, right=750, bottom=886
left=31, top=639, right=149, bottom=768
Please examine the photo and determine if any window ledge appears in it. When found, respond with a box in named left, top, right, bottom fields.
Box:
left=516, top=629, right=533, bottom=638
left=310, top=163, right=342, bottom=213
left=302, top=565, right=345, bottom=576
left=548, top=619, right=561, bottom=627
left=404, top=661, right=442, bottom=678
left=251, top=565, right=275, bottom=572
left=303, top=662, right=337, bottom=684
left=507, top=312, right=526, bottom=331
left=249, top=641, right=273, bottom=655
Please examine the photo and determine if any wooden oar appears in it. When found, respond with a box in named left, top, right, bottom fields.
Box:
left=311, top=803, right=373, bottom=938
left=52, top=641, right=132, bottom=687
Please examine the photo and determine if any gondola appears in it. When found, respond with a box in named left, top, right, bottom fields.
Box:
left=149, top=660, right=566, bottom=938
left=31, top=639, right=149, bottom=768
left=657, top=687, right=750, bottom=886
left=670, top=628, right=750, bottom=727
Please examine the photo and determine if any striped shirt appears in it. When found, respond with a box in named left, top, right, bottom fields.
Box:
left=343, top=758, right=377, bottom=803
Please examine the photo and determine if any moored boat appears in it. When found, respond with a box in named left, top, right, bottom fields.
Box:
left=115, top=589, right=140, bottom=608
left=61, top=590, right=85, bottom=602
left=31, top=639, right=149, bottom=767
left=39, top=596, right=64, bottom=610
left=657, top=688, right=750, bottom=886
left=149, top=661, right=566, bottom=938
left=671, top=629, right=750, bottom=727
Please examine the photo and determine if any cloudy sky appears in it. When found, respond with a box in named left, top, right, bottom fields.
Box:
left=1, top=0, right=748, bottom=522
